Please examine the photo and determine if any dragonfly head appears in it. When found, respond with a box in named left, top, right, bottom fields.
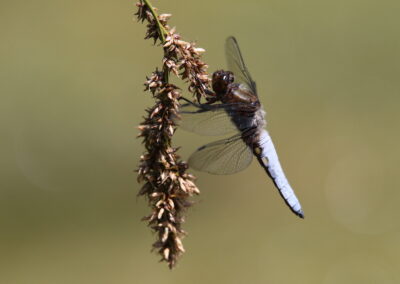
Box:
left=212, top=70, right=234, bottom=95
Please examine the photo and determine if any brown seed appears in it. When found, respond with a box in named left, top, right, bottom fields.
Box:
left=163, top=248, right=170, bottom=260
left=157, top=208, right=165, bottom=219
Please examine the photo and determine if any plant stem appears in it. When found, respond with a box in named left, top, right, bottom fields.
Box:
left=143, top=0, right=170, bottom=82
left=143, top=0, right=168, bottom=42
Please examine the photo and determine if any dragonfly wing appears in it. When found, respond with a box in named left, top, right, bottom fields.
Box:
left=189, top=134, right=253, bottom=175
left=176, top=103, right=238, bottom=136
left=257, top=129, right=304, bottom=218
left=176, top=102, right=255, bottom=136
left=225, top=36, right=257, bottom=94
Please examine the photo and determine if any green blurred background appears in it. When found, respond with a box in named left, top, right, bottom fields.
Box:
left=1, top=0, right=400, bottom=283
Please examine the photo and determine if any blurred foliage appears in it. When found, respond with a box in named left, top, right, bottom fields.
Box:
left=1, top=0, right=400, bottom=283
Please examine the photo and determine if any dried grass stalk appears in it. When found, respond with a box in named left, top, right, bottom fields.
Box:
left=135, top=0, right=211, bottom=268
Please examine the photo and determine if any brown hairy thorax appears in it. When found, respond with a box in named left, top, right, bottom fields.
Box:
left=212, top=69, right=259, bottom=105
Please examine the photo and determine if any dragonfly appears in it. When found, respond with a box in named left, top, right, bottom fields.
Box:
left=177, top=36, right=304, bottom=218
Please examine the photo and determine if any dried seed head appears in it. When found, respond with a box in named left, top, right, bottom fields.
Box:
left=136, top=0, right=209, bottom=269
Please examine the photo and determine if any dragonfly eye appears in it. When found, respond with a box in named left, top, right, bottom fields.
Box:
left=228, top=73, right=235, bottom=83
left=222, top=72, right=234, bottom=83
left=212, top=70, right=223, bottom=80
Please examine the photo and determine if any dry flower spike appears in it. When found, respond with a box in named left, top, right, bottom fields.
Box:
left=135, top=0, right=211, bottom=268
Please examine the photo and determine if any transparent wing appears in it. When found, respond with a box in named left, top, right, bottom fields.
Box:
left=189, top=134, right=253, bottom=175
left=225, top=36, right=257, bottom=94
left=176, top=103, right=239, bottom=136
left=176, top=101, right=256, bottom=136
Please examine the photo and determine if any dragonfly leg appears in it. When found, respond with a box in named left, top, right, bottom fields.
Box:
left=179, top=96, right=197, bottom=105
left=205, top=97, right=219, bottom=104
left=204, top=88, right=216, bottom=96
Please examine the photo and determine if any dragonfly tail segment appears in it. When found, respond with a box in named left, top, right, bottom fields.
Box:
left=256, top=130, right=304, bottom=219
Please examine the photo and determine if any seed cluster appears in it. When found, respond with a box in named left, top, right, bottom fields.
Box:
left=136, top=1, right=211, bottom=101
left=163, top=30, right=210, bottom=102
left=135, top=0, right=211, bottom=268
